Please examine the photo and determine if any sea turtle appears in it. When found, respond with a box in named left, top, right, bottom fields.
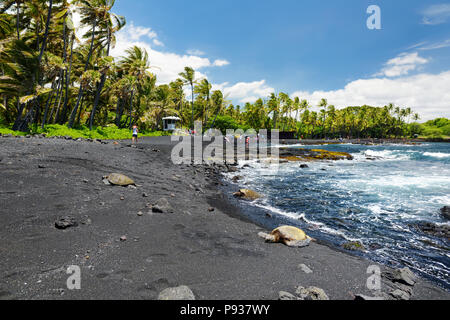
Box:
left=103, top=173, right=135, bottom=186
left=233, top=189, right=261, bottom=201
left=258, top=226, right=313, bottom=247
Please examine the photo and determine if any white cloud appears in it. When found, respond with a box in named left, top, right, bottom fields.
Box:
left=213, top=80, right=274, bottom=104
left=422, top=4, right=450, bottom=25
left=213, top=59, right=230, bottom=67
left=292, top=71, right=450, bottom=121
left=376, top=52, right=428, bottom=77
left=127, top=22, right=158, bottom=41
left=152, top=39, right=164, bottom=47
left=187, top=49, right=205, bottom=56
left=417, top=39, right=450, bottom=51
left=110, top=22, right=230, bottom=84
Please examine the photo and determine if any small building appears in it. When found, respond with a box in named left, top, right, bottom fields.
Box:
left=162, top=116, right=181, bottom=131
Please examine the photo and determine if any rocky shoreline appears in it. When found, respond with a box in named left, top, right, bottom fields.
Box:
left=0, top=135, right=448, bottom=300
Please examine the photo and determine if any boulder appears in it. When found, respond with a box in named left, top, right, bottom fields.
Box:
left=299, top=164, right=309, bottom=168
left=295, top=286, right=329, bottom=300
left=341, top=241, right=366, bottom=252
left=414, top=222, right=450, bottom=239
left=55, top=216, right=78, bottom=230
left=231, top=176, right=243, bottom=183
left=440, top=206, right=450, bottom=220
left=383, top=267, right=417, bottom=287
left=390, top=289, right=411, bottom=300
left=158, top=286, right=195, bottom=300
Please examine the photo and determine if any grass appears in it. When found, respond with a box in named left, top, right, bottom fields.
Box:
left=0, top=124, right=170, bottom=140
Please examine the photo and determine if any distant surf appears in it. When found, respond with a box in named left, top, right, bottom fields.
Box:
left=225, top=142, right=450, bottom=290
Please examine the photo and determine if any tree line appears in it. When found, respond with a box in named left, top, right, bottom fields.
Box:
left=0, top=1, right=424, bottom=139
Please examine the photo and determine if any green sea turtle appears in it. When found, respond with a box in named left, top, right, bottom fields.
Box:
left=233, top=189, right=261, bottom=201
left=258, top=226, right=313, bottom=247
left=103, top=173, right=135, bottom=186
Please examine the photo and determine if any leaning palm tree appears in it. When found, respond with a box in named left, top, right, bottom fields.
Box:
left=208, top=90, right=224, bottom=130
left=118, top=46, right=153, bottom=128
left=178, top=66, right=195, bottom=130
left=194, top=78, right=211, bottom=126
left=89, top=0, right=125, bottom=129
left=68, top=0, right=101, bottom=128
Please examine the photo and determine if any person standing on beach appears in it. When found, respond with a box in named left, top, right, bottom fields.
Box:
left=132, top=125, right=139, bottom=144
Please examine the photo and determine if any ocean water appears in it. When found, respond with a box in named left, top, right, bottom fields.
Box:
left=226, top=142, right=450, bottom=290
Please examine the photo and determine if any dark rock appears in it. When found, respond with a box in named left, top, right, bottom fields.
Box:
left=55, top=216, right=78, bottom=230
left=231, top=176, right=243, bottom=182
left=152, top=198, right=174, bottom=213
left=390, top=289, right=411, bottom=300
left=38, top=165, right=46, bottom=169
left=342, top=241, right=366, bottom=252
left=440, top=206, right=450, bottom=220
left=299, top=164, right=309, bottom=168
left=414, top=222, right=450, bottom=239
left=383, top=267, right=417, bottom=287
left=295, top=286, right=329, bottom=300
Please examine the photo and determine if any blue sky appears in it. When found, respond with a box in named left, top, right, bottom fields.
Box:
left=102, top=0, right=450, bottom=120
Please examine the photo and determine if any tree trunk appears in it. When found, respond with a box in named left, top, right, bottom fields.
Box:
left=49, top=77, right=62, bottom=122
left=53, top=74, right=65, bottom=123
left=90, top=27, right=111, bottom=130
left=41, top=82, right=56, bottom=128
left=76, top=95, right=85, bottom=126
left=38, top=0, right=52, bottom=65
left=128, top=90, right=134, bottom=129
left=16, top=1, right=20, bottom=40
left=61, top=36, right=74, bottom=124
left=68, top=18, right=97, bottom=128
left=115, top=98, right=122, bottom=127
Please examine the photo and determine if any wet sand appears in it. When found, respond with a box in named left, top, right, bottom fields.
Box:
left=0, top=135, right=448, bottom=300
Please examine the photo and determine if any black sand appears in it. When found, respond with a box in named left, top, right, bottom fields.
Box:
left=0, top=136, right=448, bottom=300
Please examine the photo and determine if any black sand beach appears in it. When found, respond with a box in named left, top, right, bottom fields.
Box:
left=0, top=135, right=448, bottom=300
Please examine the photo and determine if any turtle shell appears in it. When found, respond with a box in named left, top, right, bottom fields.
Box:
left=238, top=189, right=261, bottom=200
left=272, top=226, right=308, bottom=241
left=107, top=173, right=135, bottom=186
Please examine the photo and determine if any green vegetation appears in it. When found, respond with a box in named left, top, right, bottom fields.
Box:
left=0, top=123, right=168, bottom=139
left=418, top=118, right=450, bottom=139
left=0, top=1, right=446, bottom=140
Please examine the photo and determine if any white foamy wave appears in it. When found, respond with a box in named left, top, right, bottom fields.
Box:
left=363, top=149, right=410, bottom=161
left=251, top=201, right=360, bottom=241
left=423, top=152, right=450, bottom=159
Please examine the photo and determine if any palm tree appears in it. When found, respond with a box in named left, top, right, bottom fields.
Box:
left=194, top=78, right=212, bottom=126
left=178, top=66, right=195, bottom=130
left=209, top=90, right=224, bottom=130
left=68, top=0, right=100, bottom=128
left=118, top=46, right=152, bottom=128
left=89, top=0, right=125, bottom=129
